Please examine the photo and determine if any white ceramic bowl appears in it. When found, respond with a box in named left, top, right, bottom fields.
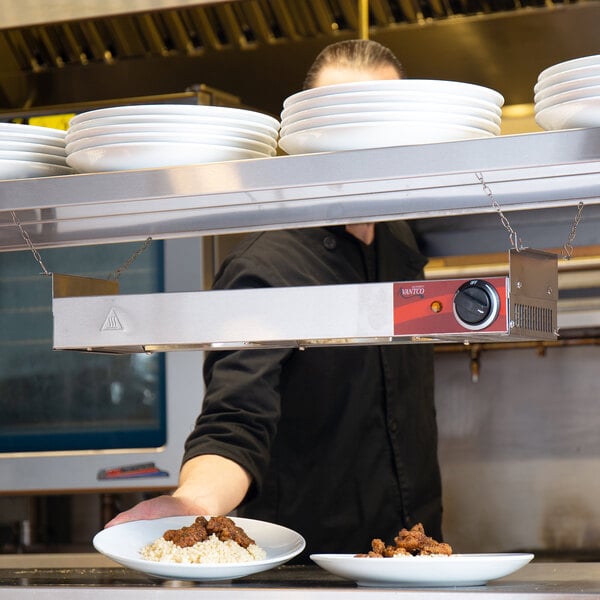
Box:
left=534, top=75, right=600, bottom=103
left=283, top=80, right=504, bottom=109
left=537, top=54, right=600, bottom=82
left=281, top=90, right=503, bottom=119
left=534, top=84, right=600, bottom=113
left=278, top=121, right=495, bottom=155
left=281, top=101, right=502, bottom=126
left=0, top=159, right=74, bottom=180
left=69, top=104, right=280, bottom=132
left=65, top=122, right=278, bottom=148
left=535, top=98, right=600, bottom=130
left=66, top=132, right=276, bottom=156
left=66, top=141, right=271, bottom=172
left=280, top=110, right=500, bottom=137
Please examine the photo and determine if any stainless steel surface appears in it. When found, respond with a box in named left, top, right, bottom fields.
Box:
left=509, top=249, right=558, bottom=339
left=434, top=343, right=600, bottom=554
left=0, top=0, right=598, bottom=116
left=0, top=0, right=230, bottom=29
left=2, top=555, right=600, bottom=598
left=1, top=128, right=599, bottom=253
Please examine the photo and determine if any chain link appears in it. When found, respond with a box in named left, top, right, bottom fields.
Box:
left=475, top=172, right=584, bottom=259
left=474, top=172, right=526, bottom=252
left=10, top=210, right=152, bottom=279
left=10, top=211, right=51, bottom=275
left=107, top=236, right=153, bottom=280
left=562, top=201, right=584, bottom=260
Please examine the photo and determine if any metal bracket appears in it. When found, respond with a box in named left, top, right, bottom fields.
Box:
left=52, top=274, right=119, bottom=299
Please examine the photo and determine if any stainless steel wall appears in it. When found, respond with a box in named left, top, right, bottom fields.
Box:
left=435, top=344, right=600, bottom=554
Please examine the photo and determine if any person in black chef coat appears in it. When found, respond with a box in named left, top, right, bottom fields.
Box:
left=106, top=39, right=443, bottom=562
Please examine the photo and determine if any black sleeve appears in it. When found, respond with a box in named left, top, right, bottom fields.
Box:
left=181, top=240, right=294, bottom=502
left=183, top=346, right=292, bottom=502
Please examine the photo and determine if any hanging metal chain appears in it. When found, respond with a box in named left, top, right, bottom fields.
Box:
left=475, top=172, right=526, bottom=252
left=10, top=209, right=152, bottom=279
left=562, top=201, right=584, bottom=260
left=475, top=172, right=584, bottom=259
left=107, top=236, right=153, bottom=280
left=10, top=211, right=51, bottom=275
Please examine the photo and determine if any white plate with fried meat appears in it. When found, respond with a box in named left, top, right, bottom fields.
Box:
left=311, top=523, right=533, bottom=587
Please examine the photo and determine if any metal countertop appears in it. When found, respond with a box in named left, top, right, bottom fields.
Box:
left=1, top=554, right=600, bottom=598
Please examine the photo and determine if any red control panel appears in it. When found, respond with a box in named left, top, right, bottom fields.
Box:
left=393, top=277, right=508, bottom=335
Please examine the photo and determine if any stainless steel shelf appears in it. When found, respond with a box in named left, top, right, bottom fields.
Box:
left=1, top=128, right=599, bottom=253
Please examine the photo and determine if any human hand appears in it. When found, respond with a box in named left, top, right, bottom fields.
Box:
left=104, top=494, right=205, bottom=528
left=104, top=455, right=251, bottom=528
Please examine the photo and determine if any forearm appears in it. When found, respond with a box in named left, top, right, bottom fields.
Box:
left=173, top=454, right=252, bottom=516
left=104, top=454, right=251, bottom=527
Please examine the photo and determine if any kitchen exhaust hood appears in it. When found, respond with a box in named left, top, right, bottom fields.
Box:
left=52, top=248, right=558, bottom=354
left=0, top=0, right=598, bottom=117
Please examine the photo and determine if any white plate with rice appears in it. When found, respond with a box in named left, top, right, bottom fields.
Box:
left=93, top=516, right=306, bottom=582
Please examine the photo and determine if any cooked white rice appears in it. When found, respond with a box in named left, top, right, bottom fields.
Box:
left=140, top=533, right=267, bottom=564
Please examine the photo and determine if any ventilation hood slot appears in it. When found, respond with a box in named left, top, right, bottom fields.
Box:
left=0, top=0, right=599, bottom=115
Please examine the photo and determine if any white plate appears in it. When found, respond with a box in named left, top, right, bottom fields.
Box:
left=310, top=553, right=534, bottom=588
left=278, top=121, right=495, bottom=154
left=534, top=75, right=600, bottom=103
left=0, top=122, right=66, bottom=139
left=282, top=90, right=503, bottom=119
left=65, top=122, right=277, bottom=148
left=281, top=101, right=502, bottom=125
left=537, top=54, right=600, bottom=82
left=66, top=141, right=271, bottom=172
left=283, top=80, right=504, bottom=109
left=0, top=149, right=67, bottom=166
left=535, top=97, right=600, bottom=130
left=68, top=114, right=279, bottom=138
left=66, top=132, right=276, bottom=156
left=69, top=104, right=279, bottom=131
left=93, top=516, right=305, bottom=582
left=280, top=111, right=500, bottom=136
left=0, top=159, right=74, bottom=180
left=0, top=131, right=66, bottom=148
left=0, top=140, right=66, bottom=156
left=535, top=65, right=600, bottom=93
left=534, top=85, right=600, bottom=113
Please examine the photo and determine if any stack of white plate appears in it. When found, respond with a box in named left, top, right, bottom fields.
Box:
left=534, top=55, right=600, bottom=130
left=0, top=123, right=71, bottom=180
left=278, top=80, right=504, bottom=155
left=65, top=105, right=280, bottom=172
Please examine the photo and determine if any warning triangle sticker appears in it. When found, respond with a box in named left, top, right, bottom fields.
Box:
left=101, top=308, right=123, bottom=331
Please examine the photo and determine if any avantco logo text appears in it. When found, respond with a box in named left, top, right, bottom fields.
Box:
left=398, top=285, right=425, bottom=299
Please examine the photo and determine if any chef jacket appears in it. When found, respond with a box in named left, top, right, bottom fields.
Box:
left=182, top=222, right=442, bottom=562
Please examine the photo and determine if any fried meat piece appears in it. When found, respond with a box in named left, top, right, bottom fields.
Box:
left=355, top=523, right=452, bottom=558
left=206, top=515, right=255, bottom=548
left=164, top=515, right=256, bottom=549
left=163, top=516, right=209, bottom=548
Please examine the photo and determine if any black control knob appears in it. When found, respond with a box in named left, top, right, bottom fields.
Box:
left=453, top=280, right=500, bottom=331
